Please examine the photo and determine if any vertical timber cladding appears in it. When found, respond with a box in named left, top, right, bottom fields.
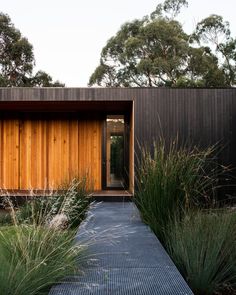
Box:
left=47, top=118, right=102, bottom=189
left=78, top=120, right=102, bottom=190
left=47, top=119, right=72, bottom=188
left=0, top=119, right=20, bottom=189
left=0, top=115, right=102, bottom=191
left=20, top=119, right=47, bottom=189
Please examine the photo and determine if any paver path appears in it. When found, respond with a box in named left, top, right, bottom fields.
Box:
left=50, top=202, right=193, bottom=295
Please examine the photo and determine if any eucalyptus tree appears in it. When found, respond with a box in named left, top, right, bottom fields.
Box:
left=89, top=0, right=235, bottom=87
left=0, top=13, right=64, bottom=87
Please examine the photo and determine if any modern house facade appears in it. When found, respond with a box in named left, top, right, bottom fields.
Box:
left=0, top=87, right=235, bottom=196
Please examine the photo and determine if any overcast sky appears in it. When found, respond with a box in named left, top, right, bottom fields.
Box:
left=1, top=0, right=235, bottom=86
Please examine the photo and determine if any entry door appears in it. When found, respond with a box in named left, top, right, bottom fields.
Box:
left=102, top=114, right=129, bottom=190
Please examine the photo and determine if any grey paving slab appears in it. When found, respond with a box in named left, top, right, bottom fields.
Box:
left=50, top=202, right=193, bottom=295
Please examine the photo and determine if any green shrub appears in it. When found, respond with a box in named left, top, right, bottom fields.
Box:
left=57, top=177, right=91, bottom=227
left=0, top=177, right=91, bottom=294
left=6, top=177, right=91, bottom=228
left=134, top=139, right=236, bottom=294
left=0, top=210, right=12, bottom=226
left=0, top=225, right=84, bottom=295
left=134, top=139, right=217, bottom=241
left=166, top=211, right=236, bottom=295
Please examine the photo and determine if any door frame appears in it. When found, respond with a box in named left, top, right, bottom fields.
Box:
left=102, top=112, right=130, bottom=190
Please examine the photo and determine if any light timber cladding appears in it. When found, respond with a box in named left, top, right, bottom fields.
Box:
left=0, top=119, right=19, bottom=189
left=19, top=119, right=47, bottom=189
left=78, top=120, right=102, bottom=190
left=47, top=119, right=70, bottom=188
left=0, top=116, right=102, bottom=191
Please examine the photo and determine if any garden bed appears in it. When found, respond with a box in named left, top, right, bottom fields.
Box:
left=134, top=140, right=236, bottom=295
left=0, top=178, right=91, bottom=295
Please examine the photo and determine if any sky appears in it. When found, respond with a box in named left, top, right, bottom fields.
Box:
left=1, top=0, right=236, bottom=86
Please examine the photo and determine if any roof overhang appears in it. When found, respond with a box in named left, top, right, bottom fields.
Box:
left=0, top=100, right=133, bottom=113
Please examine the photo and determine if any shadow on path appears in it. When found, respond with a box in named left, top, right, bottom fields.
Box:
left=50, top=202, right=193, bottom=295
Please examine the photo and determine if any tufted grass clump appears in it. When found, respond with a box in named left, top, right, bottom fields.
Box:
left=0, top=177, right=91, bottom=294
left=134, top=139, right=218, bottom=241
left=0, top=225, right=83, bottom=295
left=165, top=210, right=236, bottom=295
left=1, top=177, right=91, bottom=229
left=134, top=139, right=236, bottom=294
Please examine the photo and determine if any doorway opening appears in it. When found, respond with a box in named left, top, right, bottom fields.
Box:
left=102, top=114, right=129, bottom=190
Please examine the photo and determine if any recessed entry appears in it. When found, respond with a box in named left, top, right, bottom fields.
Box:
left=106, top=115, right=125, bottom=188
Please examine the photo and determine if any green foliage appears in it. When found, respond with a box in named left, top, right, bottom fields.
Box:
left=194, top=14, right=236, bottom=85
left=151, top=0, right=188, bottom=19
left=0, top=210, right=12, bottom=226
left=14, top=178, right=90, bottom=228
left=194, top=15, right=231, bottom=44
left=89, top=0, right=236, bottom=87
left=31, top=70, right=64, bottom=87
left=0, top=13, right=34, bottom=86
left=0, top=178, right=90, bottom=294
left=166, top=211, right=236, bottom=295
left=134, top=139, right=236, bottom=294
left=110, top=135, right=124, bottom=178
left=0, top=12, right=64, bottom=87
left=0, top=225, right=82, bottom=295
left=134, top=139, right=218, bottom=242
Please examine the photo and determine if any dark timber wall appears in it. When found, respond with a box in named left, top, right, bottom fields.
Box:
left=0, top=88, right=236, bottom=194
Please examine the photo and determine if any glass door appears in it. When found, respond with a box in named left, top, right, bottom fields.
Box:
left=102, top=114, right=129, bottom=189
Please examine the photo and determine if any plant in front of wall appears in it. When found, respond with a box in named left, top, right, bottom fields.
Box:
left=56, top=177, right=91, bottom=228
left=134, top=138, right=236, bottom=295
left=9, top=177, right=91, bottom=228
left=0, top=177, right=91, bottom=295
left=134, top=139, right=218, bottom=242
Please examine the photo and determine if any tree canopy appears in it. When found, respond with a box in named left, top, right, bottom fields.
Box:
left=0, top=13, right=64, bottom=87
left=89, top=0, right=236, bottom=87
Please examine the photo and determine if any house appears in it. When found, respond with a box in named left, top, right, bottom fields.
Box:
left=0, top=88, right=235, bottom=197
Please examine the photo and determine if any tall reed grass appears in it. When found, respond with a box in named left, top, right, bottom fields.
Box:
left=135, top=139, right=236, bottom=294
left=135, top=139, right=218, bottom=241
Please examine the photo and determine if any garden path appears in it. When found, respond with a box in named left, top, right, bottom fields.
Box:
left=50, top=202, right=193, bottom=295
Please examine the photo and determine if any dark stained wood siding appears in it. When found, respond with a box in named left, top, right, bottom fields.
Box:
left=126, top=88, right=236, bottom=171
left=0, top=87, right=236, bottom=193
